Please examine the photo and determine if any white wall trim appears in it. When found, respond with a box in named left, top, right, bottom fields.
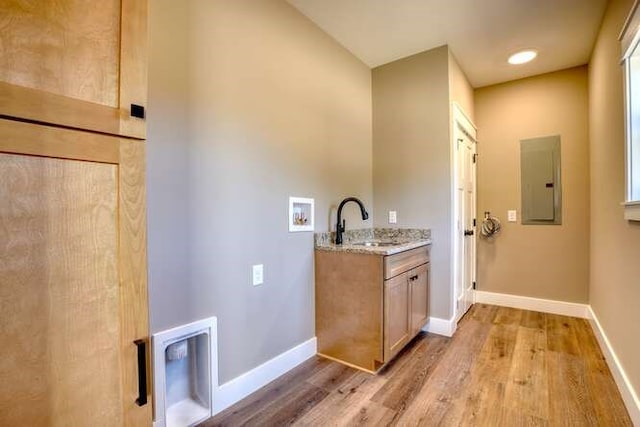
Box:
left=214, top=337, right=317, bottom=415
left=588, top=307, right=640, bottom=425
left=422, top=316, right=457, bottom=337
left=474, top=290, right=590, bottom=318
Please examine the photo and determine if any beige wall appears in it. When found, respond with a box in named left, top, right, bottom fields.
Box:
left=148, top=0, right=373, bottom=383
left=449, top=51, right=475, bottom=121
left=147, top=0, right=191, bottom=333
left=373, top=45, right=466, bottom=320
left=589, top=0, right=640, bottom=406
left=149, top=0, right=640, bottom=400
left=475, top=66, right=590, bottom=303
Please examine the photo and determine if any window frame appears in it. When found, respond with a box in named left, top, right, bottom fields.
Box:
left=621, top=0, right=640, bottom=220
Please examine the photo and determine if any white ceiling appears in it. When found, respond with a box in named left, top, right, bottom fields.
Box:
left=287, top=0, right=608, bottom=88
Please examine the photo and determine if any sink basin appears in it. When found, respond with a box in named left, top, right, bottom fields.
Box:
left=352, top=240, right=400, bottom=247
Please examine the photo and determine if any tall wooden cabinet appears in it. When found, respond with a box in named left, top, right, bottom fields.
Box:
left=0, top=1, right=151, bottom=425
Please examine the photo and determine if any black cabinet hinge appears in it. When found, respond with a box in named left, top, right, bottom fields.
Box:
left=473, top=218, right=476, bottom=227
left=473, top=281, right=477, bottom=290
left=473, top=153, right=478, bottom=164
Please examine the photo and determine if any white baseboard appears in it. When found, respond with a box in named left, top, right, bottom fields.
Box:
left=588, top=307, right=640, bottom=426
left=422, top=316, right=457, bottom=337
left=474, top=290, right=590, bottom=318
left=214, top=337, right=317, bottom=414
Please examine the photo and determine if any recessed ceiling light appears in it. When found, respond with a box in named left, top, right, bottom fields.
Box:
left=508, top=50, right=538, bottom=65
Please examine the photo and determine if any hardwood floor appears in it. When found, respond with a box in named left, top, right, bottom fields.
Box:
left=201, top=304, right=632, bottom=426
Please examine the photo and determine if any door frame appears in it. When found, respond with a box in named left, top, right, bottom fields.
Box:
left=450, top=103, right=477, bottom=324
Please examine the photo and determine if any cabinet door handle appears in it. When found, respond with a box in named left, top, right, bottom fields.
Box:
left=409, top=275, right=418, bottom=281
left=131, top=104, right=146, bottom=119
left=134, top=339, right=148, bottom=406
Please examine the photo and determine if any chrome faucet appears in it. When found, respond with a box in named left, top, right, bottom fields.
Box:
left=335, top=197, right=369, bottom=244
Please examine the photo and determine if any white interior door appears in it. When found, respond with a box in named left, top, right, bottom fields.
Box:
left=454, top=109, right=477, bottom=322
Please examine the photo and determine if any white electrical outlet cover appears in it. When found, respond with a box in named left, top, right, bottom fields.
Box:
left=389, top=211, right=397, bottom=224
left=508, top=210, right=517, bottom=222
left=252, top=264, right=264, bottom=286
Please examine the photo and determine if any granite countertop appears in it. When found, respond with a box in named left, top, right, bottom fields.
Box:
left=314, top=228, right=432, bottom=256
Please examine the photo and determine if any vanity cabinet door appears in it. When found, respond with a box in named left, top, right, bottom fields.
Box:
left=410, top=263, right=430, bottom=335
left=384, top=272, right=411, bottom=362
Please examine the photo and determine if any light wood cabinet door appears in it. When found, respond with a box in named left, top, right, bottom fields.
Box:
left=384, top=273, right=411, bottom=362
left=0, top=0, right=148, bottom=139
left=0, top=121, right=151, bottom=426
left=410, top=263, right=430, bottom=335
left=0, top=2, right=149, bottom=424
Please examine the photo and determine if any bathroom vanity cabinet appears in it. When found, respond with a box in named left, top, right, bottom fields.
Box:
left=315, top=245, right=430, bottom=372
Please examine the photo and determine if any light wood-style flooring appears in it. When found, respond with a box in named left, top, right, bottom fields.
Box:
left=201, top=304, right=632, bottom=426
